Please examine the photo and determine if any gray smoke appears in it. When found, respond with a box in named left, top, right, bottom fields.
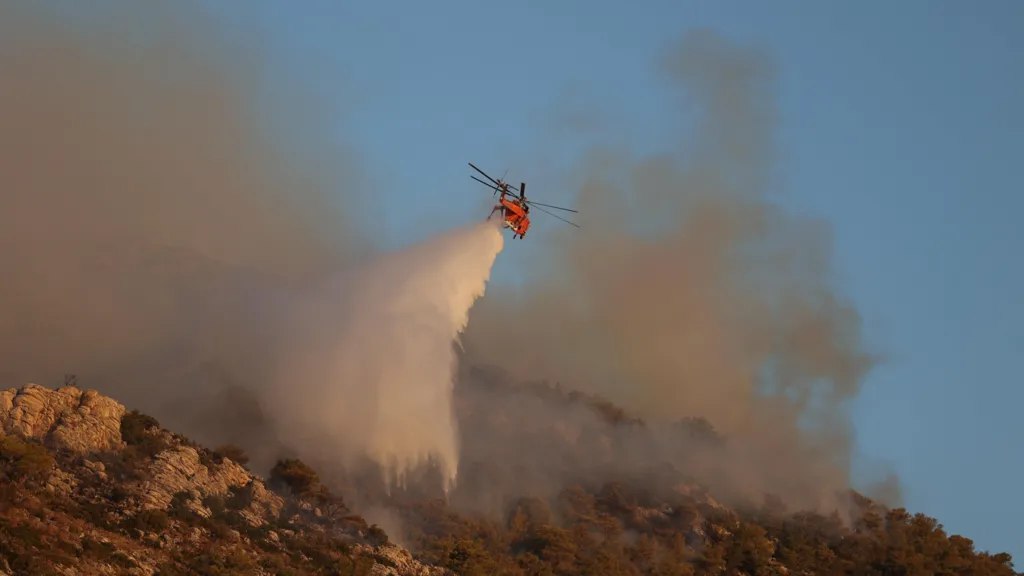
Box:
left=0, top=1, right=892, bottom=524
left=0, top=1, right=365, bottom=459
left=0, top=1, right=509, bottom=486
left=459, top=29, right=883, bottom=514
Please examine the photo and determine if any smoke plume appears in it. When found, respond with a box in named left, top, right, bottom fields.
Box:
left=460, top=30, right=878, bottom=512
left=0, top=1, right=365, bottom=450
left=1, top=0, right=887, bottom=528
left=265, top=221, right=504, bottom=492
left=0, top=3, right=508, bottom=490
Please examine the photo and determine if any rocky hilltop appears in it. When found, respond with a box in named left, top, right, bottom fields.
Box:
left=0, top=385, right=124, bottom=454
left=0, top=383, right=448, bottom=576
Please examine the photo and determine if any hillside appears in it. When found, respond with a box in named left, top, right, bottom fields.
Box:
left=0, top=384, right=445, bottom=575
left=380, top=370, right=1024, bottom=576
left=0, top=381, right=1019, bottom=576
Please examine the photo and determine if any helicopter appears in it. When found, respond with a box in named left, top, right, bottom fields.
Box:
left=468, top=162, right=579, bottom=239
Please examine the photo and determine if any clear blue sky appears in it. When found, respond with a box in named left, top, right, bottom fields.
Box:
left=56, top=0, right=1024, bottom=560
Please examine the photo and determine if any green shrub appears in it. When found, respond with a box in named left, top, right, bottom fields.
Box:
left=204, top=493, right=227, bottom=518
left=77, top=500, right=115, bottom=530
left=186, top=545, right=257, bottom=575
left=120, top=410, right=159, bottom=445
left=155, top=561, right=189, bottom=576
left=367, top=524, right=389, bottom=546
left=80, top=537, right=116, bottom=561
left=269, top=459, right=321, bottom=498
left=120, top=410, right=168, bottom=458
left=125, top=509, right=170, bottom=534
left=215, top=444, right=250, bottom=467
left=0, top=435, right=54, bottom=483
left=226, top=484, right=254, bottom=511
left=110, top=550, right=136, bottom=569
left=169, top=491, right=196, bottom=521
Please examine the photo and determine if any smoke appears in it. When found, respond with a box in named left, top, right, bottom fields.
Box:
left=448, top=368, right=861, bottom=520
left=1, top=0, right=886, bottom=531
left=0, top=1, right=367, bottom=449
left=0, top=3, right=508, bottom=490
left=264, top=221, right=504, bottom=492
left=459, top=29, right=879, bottom=513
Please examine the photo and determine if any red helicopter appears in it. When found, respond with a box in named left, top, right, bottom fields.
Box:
left=469, top=162, right=579, bottom=239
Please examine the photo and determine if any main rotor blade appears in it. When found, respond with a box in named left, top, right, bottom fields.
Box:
left=526, top=199, right=578, bottom=213
left=468, top=162, right=501, bottom=186
left=531, top=204, right=580, bottom=228
left=470, top=175, right=500, bottom=191
left=471, top=175, right=525, bottom=200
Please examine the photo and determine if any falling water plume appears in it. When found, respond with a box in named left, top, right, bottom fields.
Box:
left=267, top=220, right=505, bottom=494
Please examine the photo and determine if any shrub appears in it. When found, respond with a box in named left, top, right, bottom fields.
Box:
left=98, top=451, right=144, bottom=482
left=215, top=444, right=250, bottom=467
left=198, top=449, right=217, bottom=469
left=120, top=410, right=159, bottom=445
left=226, top=484, right=254, bottom=511
left=110, top=485, right=129, bottom=503
left=269, top=459, right=321, bottom=498
left=110, top=550, right=136, bottom=569
left=366, top=524, right=389, bottom=546
left=120, top=410, right=168, bottom=458
left=0, top=435, right=54, bottom=484
left=204, top=494, right=227, bottom=518
left=155, top=561, right=189, bottom=576
left=78, top=500, right=115, bottom=530
left=169, top=491, right=196, bottom=521
left=81, top=537, right=116, bottom=562
left=125, top=509, right=170, bottom=534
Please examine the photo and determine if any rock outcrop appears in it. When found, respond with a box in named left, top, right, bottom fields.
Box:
left=0, top=384, right=124, bottom=453
left=137, top=442, right=284, bottom=524
left=353, top=543, right=449, bottom=576
left=139, top=444, right=249, bottom=509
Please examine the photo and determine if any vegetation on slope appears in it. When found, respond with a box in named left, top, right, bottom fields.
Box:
left=386, top=377, right=1021, bottom=576
left=0, top=382, right=1017, bottom=576
left=388, top=481, right=1020, bottom=576
left=0, top=395, right=437, bottom=576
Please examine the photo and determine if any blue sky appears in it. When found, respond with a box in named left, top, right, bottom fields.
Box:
left=50, top=0, right=1024, bottom=560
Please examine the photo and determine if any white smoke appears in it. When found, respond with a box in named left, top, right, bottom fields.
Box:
left=265, top=220, right=505, bottom=492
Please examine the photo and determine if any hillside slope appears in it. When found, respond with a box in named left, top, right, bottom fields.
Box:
left=0, top=381, right=1018, bottom=576
left=0, top=384, right=446, bottom=576
left=377, top=372, right=1024, bottom=576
